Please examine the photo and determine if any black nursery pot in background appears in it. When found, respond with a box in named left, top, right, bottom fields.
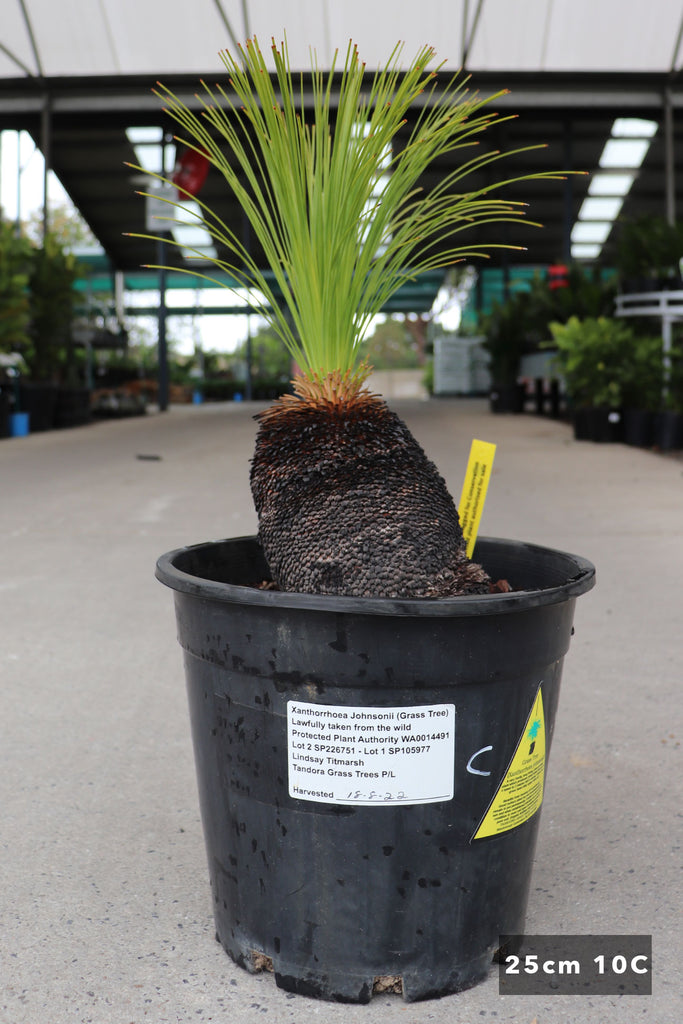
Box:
left=18, top=381, right=58, bottom=432
left=489, top=382, right=526, bottom=414
left=572, top=406, right=624, bottom=443
left=623, top=408, right=655, bottom=447
left=54, top=386, right=92, bottom=429
left=156, top=536, right=595, bottom=1003
left=654, top=409, right=683, bottom=451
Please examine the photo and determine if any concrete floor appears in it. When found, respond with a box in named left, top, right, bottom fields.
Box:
left=1, top=398, right=680, bottom=1024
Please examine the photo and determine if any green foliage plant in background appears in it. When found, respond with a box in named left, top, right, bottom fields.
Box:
left=548, top=316, right=662, bottom=410
left=0, top=219, right=32, bottom=357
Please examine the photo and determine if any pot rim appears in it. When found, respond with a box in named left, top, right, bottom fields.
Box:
left=156, top=535, right=595, bottom=618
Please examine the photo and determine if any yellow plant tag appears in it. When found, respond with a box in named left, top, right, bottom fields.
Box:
left=457, top=439, right=497, bottom=559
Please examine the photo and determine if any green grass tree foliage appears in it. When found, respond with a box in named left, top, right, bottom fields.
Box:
left=133, top=37, right=567, bottom=385
left=0, top=219, right=33, bottom=354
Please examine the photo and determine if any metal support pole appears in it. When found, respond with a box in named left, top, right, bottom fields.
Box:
left=662, top=315, right=672, bottom=402
left=84, top=339, right=93, bottom=390
left=16, top=132, right=22, bottom=232
left=157, top=133, right=171, bottom=412
left=245, top=317, right=253, bottom=401
left=476, top=268, right=483, bottom=319
left=663, top=86, right=676, bottom=226
left=41, top=94, right=51, bottom=240
left=242, top=213, right=253, bottom=400
left=563, top=118, right=574, bottom=264
left=157, top=238, right=169, bottom=412
left=502, top=252, right=510, bottom=301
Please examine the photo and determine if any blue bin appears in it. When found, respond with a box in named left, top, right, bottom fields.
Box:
left=9, top=412, right=30, bottom=437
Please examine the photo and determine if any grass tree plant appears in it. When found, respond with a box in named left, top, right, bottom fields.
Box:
left=134, top=37, right=568, bottom=598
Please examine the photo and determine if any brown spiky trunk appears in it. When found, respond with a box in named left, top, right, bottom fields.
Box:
left=249, top=374, right=491, bottom=599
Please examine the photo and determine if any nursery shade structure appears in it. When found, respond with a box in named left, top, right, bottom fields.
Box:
left=3, top=0, right=683, bottom=79
left=0, top=0, right=682, bottom=273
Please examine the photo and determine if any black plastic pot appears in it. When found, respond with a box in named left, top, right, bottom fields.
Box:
left=156, top=536, right=595, bottom=1003
left=0, top=388, right=11, bottom=438
left=623, top=408, right=655, bottom=448
left=654, top=410, right=683, bottom=451
left=571, top=406, right=592, bottom=441
left=596, top=407, right=624, bottom=443
left=572, top=406, right=623, bottom=443
left=489, top=382, right=525, bottom=414
left=54, top=386, right=92, bottom=428
left=18, top=381, right=58, bottom=432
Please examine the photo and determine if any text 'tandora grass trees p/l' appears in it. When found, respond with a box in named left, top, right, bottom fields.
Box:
left=136, top=37, right=567, bottom=599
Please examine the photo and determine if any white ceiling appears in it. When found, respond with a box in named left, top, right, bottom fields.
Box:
left=3, top=0, right=683, bottom=80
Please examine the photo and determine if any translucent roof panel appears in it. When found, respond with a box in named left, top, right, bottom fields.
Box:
left=1, top=0, right=682, bottom=78
left=515, top=0, right=682, bottom=72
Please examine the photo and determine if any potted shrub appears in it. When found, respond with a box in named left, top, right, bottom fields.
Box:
left=547, top=316, right=639, bottom=442
left=550, top=315, right=683, bottom=448
left=481, top=291, right=529, bottom=412
left=483, top=266, right=616, bottom=416
left=618, top=333, right=670, bottom=447
left=0, top=221, right=32, bottom=353
left=0, top=220, right=33, bottom=435
left=615, top=215, right=683, bottom=293
left=653, top=346, right=683, bottom=450
left=23, top=234, right=89, bottom=430
left=148, top=39, right=595, bottom=1002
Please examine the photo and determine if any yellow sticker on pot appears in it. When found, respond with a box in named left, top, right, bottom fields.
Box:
left=458, top=439, right=496, bottom=558
left=473, top=687, right=545, bottom=840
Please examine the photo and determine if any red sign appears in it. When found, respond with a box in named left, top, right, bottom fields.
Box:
left=173, top=148, right=210, bottom=198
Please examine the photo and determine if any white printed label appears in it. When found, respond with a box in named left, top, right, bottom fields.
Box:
left=287, top=701, right=455, bottom=805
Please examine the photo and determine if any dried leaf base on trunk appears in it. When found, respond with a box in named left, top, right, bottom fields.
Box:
left=250, top=388, right=491, bottom=599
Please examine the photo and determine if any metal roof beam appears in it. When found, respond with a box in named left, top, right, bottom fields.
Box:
left=2, top=71, right=683, bottom=119
left=211, top=0, right=243, bottom=53
left=0, top=40, right=34, bottom=77
left=670, top=9, right=683, bottom=73
left=17, top=0, right=43, bottom=77
left=462, top=0, right=486, bottom=70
